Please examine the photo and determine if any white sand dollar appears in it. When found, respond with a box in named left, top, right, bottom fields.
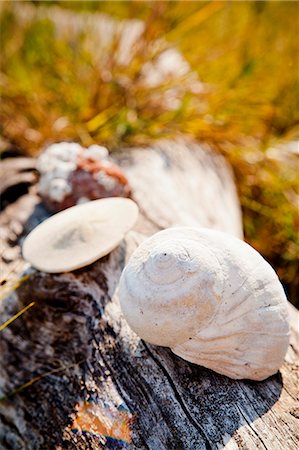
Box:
left=119, top=227, right=290, bottom=381
left=23, top=198, right=138, bottom=273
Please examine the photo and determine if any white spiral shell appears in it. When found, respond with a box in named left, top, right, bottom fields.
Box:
left=119, top=227, right=290, bottom=381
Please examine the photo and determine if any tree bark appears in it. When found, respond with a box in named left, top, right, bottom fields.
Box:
left=0, top=141, right=298, bottom=450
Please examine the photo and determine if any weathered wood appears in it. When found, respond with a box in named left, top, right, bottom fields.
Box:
left=0, top=141, right=298, bottom=450
left=0, top=158, right=37, bottom=211
left=0, top=158, right=36, bottom=195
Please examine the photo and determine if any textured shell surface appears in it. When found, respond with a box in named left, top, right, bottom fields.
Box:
left=119, top=227, right=290, bottom=381
left=37, top=142, right=130, bottom=212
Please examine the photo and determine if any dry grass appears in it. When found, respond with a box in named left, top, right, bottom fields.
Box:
left=0, top=1, right=298, bottom=304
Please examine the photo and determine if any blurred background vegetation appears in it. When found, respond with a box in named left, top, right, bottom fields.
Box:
left=0, top=1, right=298, bottom=306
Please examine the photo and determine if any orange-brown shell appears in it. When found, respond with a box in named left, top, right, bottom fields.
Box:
left=40, top=155, right=131, bottom=212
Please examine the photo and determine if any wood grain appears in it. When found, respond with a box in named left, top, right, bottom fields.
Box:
left=0, top=141, right=298, bottom=450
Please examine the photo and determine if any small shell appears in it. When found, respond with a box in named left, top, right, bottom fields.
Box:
left=37, top=142, right=131, bottom=212
left=119, top=227, right=290, bottom=381
left=22, top=198, right=138, bottom=273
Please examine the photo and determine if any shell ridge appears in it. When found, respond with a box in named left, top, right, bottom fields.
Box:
left=170, top=233, right=227, bottom=345
left=174, top=329, right=289, bottom=349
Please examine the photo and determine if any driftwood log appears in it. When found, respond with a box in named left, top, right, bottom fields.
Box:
left=0, top=141, right=298, bottom=450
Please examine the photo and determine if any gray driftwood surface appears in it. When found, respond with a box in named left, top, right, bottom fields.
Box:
left=0, top=141, right=298, bottom=450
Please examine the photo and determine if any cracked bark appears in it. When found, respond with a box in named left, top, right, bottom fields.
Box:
left=0, top=141, right=298, bottom=450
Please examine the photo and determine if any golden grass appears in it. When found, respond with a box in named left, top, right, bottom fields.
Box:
left=0, top=358, right=85, bottom=400
left=0, top=301, right=35, bottom=332
left=0, top=1, right=298, bottom=304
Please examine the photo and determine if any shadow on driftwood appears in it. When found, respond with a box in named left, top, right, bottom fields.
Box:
left=0, top=252, right=283, bottom=449
left=22, top=201, right=53, bottom=237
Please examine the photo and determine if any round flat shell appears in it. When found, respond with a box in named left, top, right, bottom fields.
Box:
left=22, top=198, right=139, bottom=273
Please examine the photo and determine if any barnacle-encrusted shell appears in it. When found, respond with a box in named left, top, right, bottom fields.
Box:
left=37, top=142, right=131, bottom=212
left=119, top=227, right=290, bottom=381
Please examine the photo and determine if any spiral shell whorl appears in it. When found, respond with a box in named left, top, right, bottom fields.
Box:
left=143, top=243, right=198, bottom=285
